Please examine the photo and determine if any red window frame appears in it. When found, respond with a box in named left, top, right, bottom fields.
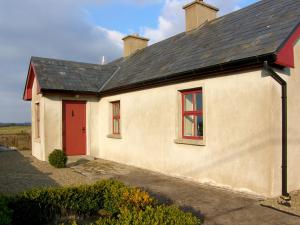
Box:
left=112, top=101, right=120, bottom=135
left=181, top=89, right=203, bottom=140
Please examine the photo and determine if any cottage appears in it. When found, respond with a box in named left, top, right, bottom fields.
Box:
left=23, top=0, right=300, bottom=197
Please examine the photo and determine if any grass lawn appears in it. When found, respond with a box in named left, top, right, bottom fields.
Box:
left=0, top=126, right=31, bottom=135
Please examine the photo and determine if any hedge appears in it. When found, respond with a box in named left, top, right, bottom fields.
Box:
left=93, top=206, right=200, bottom=225
left=0, top=180, right=202, bottom=225
left=0, top=195, right=12, bottom=225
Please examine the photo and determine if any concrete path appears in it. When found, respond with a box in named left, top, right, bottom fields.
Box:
left=72, top=158, right=300, bottom=225
left=1, top=149, right=299, bottom=224
left=0, top=150, right=92, bottom=194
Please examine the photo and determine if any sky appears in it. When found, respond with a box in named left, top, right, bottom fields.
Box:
left=0, top=0, right=257, bottom=123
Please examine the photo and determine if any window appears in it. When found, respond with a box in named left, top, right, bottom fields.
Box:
left=181, top=89, right=203, bottom=140
left=35, top=103, right=40, bottom=139
left=112, top=101, right=120, bottom=134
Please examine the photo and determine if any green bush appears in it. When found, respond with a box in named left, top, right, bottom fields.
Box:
left=8, top=180, right=145, bottom=224
left=120, top=205, right=201, bottom=225
left=48, top=149, right=67, bottom=168
left=9, top=198, right=52, bottom=225
left=0, top=195, right=12, bottom=225
left=100, top=179, right=154, bottom=215
left=93, top=205, right=201, bottom=225
left=5, top=180, right=201, bottom=225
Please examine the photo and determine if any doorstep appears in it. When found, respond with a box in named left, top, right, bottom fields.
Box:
left=67, top=155, right=95, bottom=167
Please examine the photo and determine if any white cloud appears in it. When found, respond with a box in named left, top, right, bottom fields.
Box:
left=0, top=0, right=248, bottom=122
left=142, top=0, right=187, bottom=43
left=96, top=27, right=124, bottom=48
left=0, top=0, right=123, bottom=122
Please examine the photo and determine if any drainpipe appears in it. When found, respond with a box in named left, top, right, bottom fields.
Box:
left=263, top=61, right=288, bottom=197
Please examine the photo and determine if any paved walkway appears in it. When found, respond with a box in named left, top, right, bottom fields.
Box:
left=1, top=149, right=300, bottom=224
left=73, top=158, right=300, bottom=225
left=0, top=149, right=91, bottom=194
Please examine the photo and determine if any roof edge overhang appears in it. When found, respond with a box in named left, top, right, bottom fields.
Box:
left=25, top=53, right=277, bottom=98
left=99, top=53, right=277, bottom=97
left=275, top=23, right=300, bottom=68
left=41, top=89, right=99, bottom=96
left=23, top=61, right=41, bottom=101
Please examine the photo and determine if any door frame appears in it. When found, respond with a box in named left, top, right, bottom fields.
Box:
left=62, top=100, right=87, bottom=155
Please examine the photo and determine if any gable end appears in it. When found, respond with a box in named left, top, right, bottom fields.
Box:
left=275, top=24, right=300, bottom=68
left=23, top=63, right=40, bottom=101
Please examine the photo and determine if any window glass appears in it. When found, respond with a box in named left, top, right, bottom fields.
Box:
left=184, top=94, right=193, bottom=111
left=35, top=103, right=40, bottom=138
left=113, top=119, right=119, bottom=134
left=184, top=115, right=194, bottom=136
left=181, top=88, right=203, bottom=139
left=196, top=92, right=203, bottom=111
left=113, top=103, right=120, bottom=116
left=112, top=101, right=120, bottom=135
left=196, top=116, right=203, bottom=137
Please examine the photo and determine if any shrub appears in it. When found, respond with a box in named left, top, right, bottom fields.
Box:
left=0, top=195, right=12, bottom=225
left=5, top=180, right=201, bottom=225
left=100, top=180, right=154, bottom=215
left=9, top=197, right=52, bottom=225
left=48, top=149, right=67, bottom=168
left=8, top=180, right=127, bottom=224
left=93, top=205, right=201, bottom=225
left=122, top=187, right=154, bottom=210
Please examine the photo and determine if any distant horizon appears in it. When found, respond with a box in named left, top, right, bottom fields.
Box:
left=0, top=122, right=31, bottom=125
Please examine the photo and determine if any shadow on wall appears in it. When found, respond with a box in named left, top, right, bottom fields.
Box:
left=0, top=150, right=59, bottom=195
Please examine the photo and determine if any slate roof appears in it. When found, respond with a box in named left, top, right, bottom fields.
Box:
left=31, top=57, right=118, bottom=93
left=29, top=0, right=300, bottom=95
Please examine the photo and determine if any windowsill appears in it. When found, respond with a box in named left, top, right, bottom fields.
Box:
left=107, top=134, right=122, bottom=139
left=174, top=138, right=205, bottom=146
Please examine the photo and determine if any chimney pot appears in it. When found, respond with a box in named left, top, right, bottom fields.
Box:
left=122, top=34, right=149, bottom=57
left=183, top=0, right=219, bottom=32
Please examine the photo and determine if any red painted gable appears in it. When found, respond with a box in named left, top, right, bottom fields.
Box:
left=23, top=63, right=40, bottom=101
left=276, top=25, right=300, bottom=68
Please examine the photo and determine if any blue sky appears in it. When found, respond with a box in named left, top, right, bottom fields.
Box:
left=0, top=0, right=257, bottom=122
left=85, top=2, right=162, bottom=34
left=86, top=0, right=257, bottom=34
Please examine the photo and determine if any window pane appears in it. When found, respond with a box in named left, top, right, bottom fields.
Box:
left=196, top=116, right=203, bottom=137
left=113, top=119, right=119, bottom=134
left=184, top=115, right=194, bottom=137
left=184, top=94, right=193, bottom=111
left=35, top=103, right=40, bottom=138
left=196, top=92, right=203, bottom=111
left=113, top=103, right=120, bottom=116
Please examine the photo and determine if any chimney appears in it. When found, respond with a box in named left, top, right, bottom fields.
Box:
left=183, top=0, right=219, bottom=32
left=122, top=34, right=149, bottom=57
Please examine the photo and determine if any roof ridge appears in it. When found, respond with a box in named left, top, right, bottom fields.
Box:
left=28, top=0, right=300, bottom=96
left=31, top=56, right=102, bottom=67
left=207, top=0, right=266, bottom=24
left=103, top=0, right=267, bottom=62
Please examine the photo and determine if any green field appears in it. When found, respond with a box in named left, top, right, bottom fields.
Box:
left=0, top=126, right=31, bottom=135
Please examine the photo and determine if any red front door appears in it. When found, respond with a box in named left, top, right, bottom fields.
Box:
left=63, top=101, right=86, bottom=156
